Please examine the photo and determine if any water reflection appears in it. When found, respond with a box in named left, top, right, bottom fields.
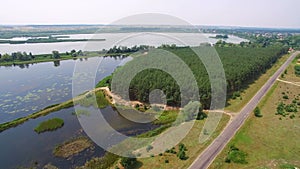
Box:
left=53, top=60, right=60, bottom=67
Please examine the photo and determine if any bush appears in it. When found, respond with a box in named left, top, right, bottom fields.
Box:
left=254, top=107, right=263, bottom=117
left=225, top=145, right=247, bottom=164
left=177, top=150, right=188, bottom=160
left=165, top=159, right=169, bottom=163
left=197, top=111, right=208, bottom=120
left=283, top=95, right=289, bottom=99
left=233, top=91, right=241, bottom=98
left=120, top=156, right=137, bottom=169
left=146, top=145, right=153, bottom=152
left=179, top=143, right=187, bottom=151
left=285, top=104, right=298, bottom=112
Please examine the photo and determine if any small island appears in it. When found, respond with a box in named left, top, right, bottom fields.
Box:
left=211, top=34, right=229, bottom=39
left=34, top=118, right=64, bottom=133
left=53, top=137, right=93, bottom=159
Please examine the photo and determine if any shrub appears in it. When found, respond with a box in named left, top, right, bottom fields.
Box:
left=120, top=155, right=137, bottom=169
left=146, top=145, right=153, bottom=152
left=179, top=143, right=187, bottom=151
left=226, top=145, right=247, bottom=164
left=254, top=107, right=263, bottom=117
left=232, top=91, right=241, bottom=98
left=177, top=150, right=188, bottom=160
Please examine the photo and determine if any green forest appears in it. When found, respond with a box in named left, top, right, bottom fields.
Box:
left=106, top=46, right=288, bottom=108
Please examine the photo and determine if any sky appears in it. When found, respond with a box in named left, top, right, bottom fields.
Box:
left=1, top=0, right=300, bottom=28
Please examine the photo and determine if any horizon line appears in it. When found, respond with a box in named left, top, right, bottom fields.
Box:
left=0, top=24, right=300, bottom=30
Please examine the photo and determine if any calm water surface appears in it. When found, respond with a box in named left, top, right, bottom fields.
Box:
left=0, top=33, right=246, bottom=54
left=0, top=56, right=131, bottom=123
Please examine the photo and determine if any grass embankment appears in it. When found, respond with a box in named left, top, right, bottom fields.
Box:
left=130, top=115, right=230, bottom=169
left=53, top=137, right=93, bottom=158
left=210, top=63, right=300, bottom=168
left=76, top=152, right=119, bottom=169
left=0, top=89, right=110, bottom=133
left=34, top=118, right=64, bottom=133
left=226, top=53, right=291, bottom=112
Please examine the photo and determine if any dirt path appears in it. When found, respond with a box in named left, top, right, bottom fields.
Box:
left=277, top=78, right=300, bottom=87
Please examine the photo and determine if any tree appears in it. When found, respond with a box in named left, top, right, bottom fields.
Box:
left=0, top=54, right=12, bottom=61
left=71, top=49, right=77, bottom=57
left=177, top=149, right=188, bottom=160
left=29, top=52, right=34, bottom=59
left=197, top=105, right=207, bottom=120
left=16, top=52, right=24, bottom=60
left=120, top=156, right=137, bottom=169
left=52, top=51, right=60, bottom=59
left=11, top=52, right=17, bottom=60
left=22, top=52, right=30, bottom=60
left=295, top=65, right=300, bottom=76
left=77, top=50, right=84, bottom=56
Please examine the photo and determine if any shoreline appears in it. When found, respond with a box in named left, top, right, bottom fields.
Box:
left=0, top=52, right=131, bottom=66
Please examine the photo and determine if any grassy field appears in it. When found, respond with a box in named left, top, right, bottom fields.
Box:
left=225, top=54, right=291, bottom=113
left=34, top=118, right=64, bottom=133
left=279, top=54, right=300, bottom=82
left=129, top=115, right=230, bottom=169
left=210, top=63, right=300, bottom=169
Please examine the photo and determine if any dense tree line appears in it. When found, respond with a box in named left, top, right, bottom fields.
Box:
left=110, top=46, right=288, bottom=108
left=0, top=49, right=85, bottom=62
left=0, top=52, right=34, bottom=61
left=106, top=45, right=152, bottom=54
left=295, top=65, right=300, bottom=76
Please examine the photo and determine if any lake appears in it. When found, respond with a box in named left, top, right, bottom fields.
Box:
left=0, top=33, right=246, bottom=54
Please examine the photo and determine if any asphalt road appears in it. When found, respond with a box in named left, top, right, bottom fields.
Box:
left=188, top=51, right=300, bottom=169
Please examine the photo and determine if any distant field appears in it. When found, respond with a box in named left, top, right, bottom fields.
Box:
left=210, top=59, right=300, bottom=169
left=225, top=53, right=291, bottom=113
